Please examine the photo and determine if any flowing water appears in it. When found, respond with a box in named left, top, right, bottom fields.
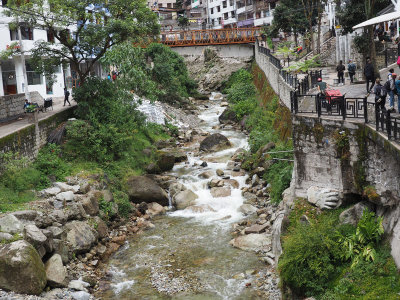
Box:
left=98, top=99, right=271, bottom=300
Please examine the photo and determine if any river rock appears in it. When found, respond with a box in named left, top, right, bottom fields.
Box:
left=199, top=171, right=214, bottom=179
left=245, top=223, right=269, bottom=234
left=0, top=214, right=24, bottom=234
left=210, top=187, right=231, bottom=198
left=199, top=133, right=232, bottom=152
left=208, top=179, right=224, bottom=188
left=147, top=202, right=166, bottom=216
left=221, top=101, right=229, bottom=107
left=0, top=240, right=47, bottom=295
left=256, top=142, right=276, bottom=158
left=229, top=233, right=272, bottom=252
left=173, top=190, right=199, bottom=210
left=339, top=201, right=374, bottom=226
left=126, top=176, right=169, bottom=206
left=238, top=204, right=258, bottom=215
left=93, top=216, right=108, bottom=239
left=24, top=224, right=47, bottom=257
left=54, top=182, right=80, bottom=193
left=71, top=291, right=91, bottom=300
left=68, top=278, right=90, bottom=292
left=45, top=254, right=66, bottom=287
left=56, top=191, right=75, bottom=202
left=216, top=169, right=224, bottom=176
left=157, top=152, right=175, bottom=172
left=169, top=182, right=187, bottom=198
left=184, top=204, right=216, bottom=213
left=146, top=163, right=161, bottom=174
left=224, top=179, right=239, bottom=189
left=219, top=108, right=238, bottom=124
left=65, top=221, right=97, bottom=254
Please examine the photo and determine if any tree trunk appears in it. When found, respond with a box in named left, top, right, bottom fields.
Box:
left=368, top=25, right=377, bottom=76
left=317, top=2, right=322, bottom=54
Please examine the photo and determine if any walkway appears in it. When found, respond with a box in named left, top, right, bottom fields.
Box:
left=160, top=27, right=260, bottom=47
left=0, top=97, right=76, bottom=139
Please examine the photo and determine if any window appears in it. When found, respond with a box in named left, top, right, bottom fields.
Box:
left=25, top=61, right=42, bottom=85
left=210, top=7, right=213, bottom=14
left=167, top=3, right=171, bottom=8
left=10, top=25, right=34, bottom=41
left=217, top=5, right=220, bottom=12
left=229, top=0, right=233, bottom=6
left=158, top=3, right=162, bottom=7
left=222, top=1, right=227, bottom=8
left=224, top=12, right=228, bottom=20
left=231, top=11, right=235, bottom=18
left=47, top=30, right=55, bottom=43
left=270, top=2, right=276, bottom=9
left=1, top=0, right=8, bottom=7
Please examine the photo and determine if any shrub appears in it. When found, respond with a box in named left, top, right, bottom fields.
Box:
left=227, top=82, right=256, bottom=103
left=232, top=97, right=257, bottom=119
left=34, top=144, right=69, bottom=185
left=113, top=190, right=132, bottom=218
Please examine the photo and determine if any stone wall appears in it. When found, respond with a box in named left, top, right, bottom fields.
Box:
left=0, top=91, right=43, bottom=122
left=254, top=44, right=293, bottom=108
left=0, top=107, right=75, bottom=162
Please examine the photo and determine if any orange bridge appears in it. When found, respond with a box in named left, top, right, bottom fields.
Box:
left=160, top=27, right=261, bottom=47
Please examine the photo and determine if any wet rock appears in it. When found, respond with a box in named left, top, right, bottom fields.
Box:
left=244, top=223, right=269, bottom=234
left=238, top=204, right=258, bottom=215
left=126, top=176, right=169, bottom=206
left=199, top=171, right=214, bottom=179
left=210, top=187, right=231, bottom=198
left=199, top=133, right=231, bottom=152
left=23, top=224, right=47, bottom=257
left=242, top=192, right=258, bottom=204
left=56, top=191, right=75, bottom=202
left=65, top=221, right=97, bottom=254
left=184, top=204, right=216, bottom=213
left=45, top=254, right=66, bottom=288
left=339, top=201, right=374, bottom=226
left=147, top=202, right=166, bottom=216
left=219, top=108, right=238, bottom=124
left=231, top=148, right=245, bottom=162
left=224, top=179, right=239, bottom=189
left=0, top=240, right=47, bottom=295
left=157, top=152, right=175, bottom=172
left=221, top=101, right=229, bottom=107
left=200, top=161, right=208, bottom=167
left=216, top=169, right=224, bottom=176
left=208, top=179, right=224, bottom=188
left=173, top=190, right=199, bottom=210
left=230, top=233, right=272, bottom=252
left=252, top=174, right=260, bottom=187
left=169, top=182, right=187, bottom=198
left=0, top=214, right=24, bottom=234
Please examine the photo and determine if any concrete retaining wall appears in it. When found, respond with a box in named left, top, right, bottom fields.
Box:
left=0, top=91, right=43, bottom=122
left=172, top=44, right=254, bottom=59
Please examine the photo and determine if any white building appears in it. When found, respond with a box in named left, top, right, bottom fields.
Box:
left=208, top=0, right=237, bottom=29
left=0, top=1, right=70, bottom=99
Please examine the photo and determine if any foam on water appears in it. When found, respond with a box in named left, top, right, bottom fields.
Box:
left=111, top=280, right=135, bottom=294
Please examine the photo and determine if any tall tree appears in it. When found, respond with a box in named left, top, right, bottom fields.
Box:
left=5, top=0, right=160, bottom=85
left=271, top=0, right=309, bottom=45
left=300, top=0, right=318, bottom=54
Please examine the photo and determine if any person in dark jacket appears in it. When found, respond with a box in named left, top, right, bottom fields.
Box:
left=336, top=60, right=345, bottom=84
left=374, top=78, right=386, bottom=112
left=364, top=58, right=375, bottom=93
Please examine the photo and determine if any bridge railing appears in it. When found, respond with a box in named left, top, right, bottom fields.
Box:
left=160, top=27, right=260, bottom=47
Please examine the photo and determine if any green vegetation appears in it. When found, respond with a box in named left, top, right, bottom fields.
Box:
left=224, top=65, right=293, bottom=204
left=279, top=199, right=400, bottom=299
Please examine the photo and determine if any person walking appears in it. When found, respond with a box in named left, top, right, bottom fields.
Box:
left=348, top=60, right=356, bottom=84
left=336, top=60, right=345, bottom=84
left=386, top=73, right=397, bottom=111
left=374, top=79, right=387, bottom=112
left=364, top=58, right=375, bottom=93
left=395, top=75, right=400, bottom=113
left=64, top=88, right=71, bottom=106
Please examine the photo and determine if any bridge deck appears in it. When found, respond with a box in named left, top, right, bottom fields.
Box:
left=160, top=27, right=260, bottom=47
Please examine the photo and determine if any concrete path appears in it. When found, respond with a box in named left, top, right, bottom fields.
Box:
left=0, top=97, right=76, bottom=139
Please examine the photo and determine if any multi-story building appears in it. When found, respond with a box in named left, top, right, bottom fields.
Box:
left=208, top=0, right=237, bottom=29
left=0, top=1, right=70, bottom=98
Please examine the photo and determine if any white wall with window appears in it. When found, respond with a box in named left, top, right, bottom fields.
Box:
left=0, top=3, right=70, bottom=98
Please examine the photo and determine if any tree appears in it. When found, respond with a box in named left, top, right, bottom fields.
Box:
left=271, top=0, right=308, bottom=45
left=5, top=0, right=160, bottom=85
left=300, top=0, right=319, bottom=54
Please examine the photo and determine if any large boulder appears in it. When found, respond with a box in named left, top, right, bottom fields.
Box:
left=24, top=224, right=47, bottom=258
left=126, top=176, right=169, bottom=206
left=199, top=133, right=232, bottom=152
left=169, top=182, right=187, bottom=198
left=210, top=187, right=231, bottom=198
left=79, top=192, right=100, bottom=216
left=0, top=214, right=24, bottom=234
left=0, top=240, right=47, bottom=295
left=238, top=204, right=258, bottom=216
left=229, top=233, right=272, bottom=252
left=65, top=221, right=97, bottom=254
left=45, top=254, right=66, bottom=288
left=157, top=152, right=175, bottom=172
left=173, top=190, right=199, bottom=210
left=219, top=108, right=238, bottom=124
left=339, top=201, right=374, bottom=226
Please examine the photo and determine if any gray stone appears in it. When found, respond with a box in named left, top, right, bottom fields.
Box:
left=24, top=224, right=47, bottom=258
left=68, top=279, right=90, bottom=292
left=54, top=182, right=80, bottom=193
left=126, top=176, right=169, bottom=206
left=238, top=204, right=258, bottom=215
left=210, top=187, right=231, bottom=198
left=45, top=254, right=66, bottom=288
left=64, top=202, right=86, bottom=221
left=80, top=194, right=100, bottom=216
left=11, top=210, right=39, bottom=222
left=0, top=232, right=13, bottom=241
left=147, top=202, right=166, bottom=216
left=157, top=152, right=175, bottom=172
left=216, top=169, right=224, bottom=176
left=251, top=174, right=260, bottom=187
left=53, top=239, right=70, bottom=264
left=198, top=171, right=214, bottom=179
left=0, top=240, right=47, bottom=295
left=56, top=191, right=75, bottom=202
left=307, top=186, right=342, bottom=209
left=339, top=201, right=374, bottom=226
left=199, top=133, right=232, bottom=152
left=49, top=210, right=67, bottom=225
left=169, top=182, right=187, bottom=198
left=47, top=226, right=65, bottom=239
left=65, top=221, right=97, bottom=254
left=244, top=223, right=269, bottom=234
left=71, top=291, right=91, bottom=300
left=229, top=233, right=272, bottom=252
left=0, top=214, right=24, bottom=234
left=184, top=204, right=216, bottom=213
left=173, top=190, right=199, bottom=210
left=42, top=187, right=62, bottom=197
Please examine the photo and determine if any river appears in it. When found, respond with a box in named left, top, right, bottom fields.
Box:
left=97, top=97, right=280, bottom=299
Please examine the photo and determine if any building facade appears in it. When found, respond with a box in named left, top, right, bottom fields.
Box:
left=0, top=1, right=70, bottom=98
